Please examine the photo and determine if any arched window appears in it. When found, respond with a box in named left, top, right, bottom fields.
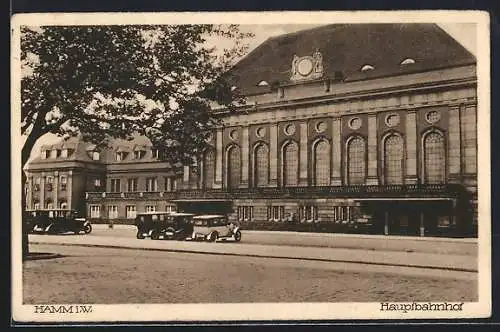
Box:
left=254, top=143, right=269, bottom=187
left=282, top=141, right=299, bottom=187
left=424, top=131, right=446, bottom=184
left=203, top=149, right=215, bottom=189
left=313, top=139, right=330, bottom=186
left=59, top=201, right=68, bottom=209
left=384, top=134, right=404, bottom=185
left=347, top=136, right=366, bottom=185
left=227, top=145, right=241, bottom=189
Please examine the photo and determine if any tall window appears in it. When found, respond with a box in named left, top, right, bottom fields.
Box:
left=283, top=141, right=299, bottom=187
left=384, top=134, right=404, bottom=185
left=127, top=178, right=138, bottom=192
left=125, top=205, right=136, bottom=219
left=227, top=145, right=241, bottom=189
left=314, top=140, right=330, bottom=186
left=108, top=205, right=118, bottom=219
left=203, top=149, right=215, bottom=189
left=237, top=206, right=254, bottom=222
left=347, top=136, right=366, bottom=185
left=110, top=179, right=121, bottom=192
left=145, top=205, right=156, bottom=213
left=424, top=131, right=446, bottom=184
left=146, top=177, right=157, bottom=192
left=90, top=205, right=101, bottom=218
left=254, top=143, right=269, bottom=187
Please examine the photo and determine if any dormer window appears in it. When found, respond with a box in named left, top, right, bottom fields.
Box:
left=400, top=58, right=416, bottom=65
left=361, top=64, right=375, bottom=72
left=133, top=150, right=146, bottom=159
left=115, top=151, right=128, bottom=161
left=257, top=80, right=269, bottom=86
left=92, top=151, right=100, bottom=161
left=151, top=149, right=159, bottom=159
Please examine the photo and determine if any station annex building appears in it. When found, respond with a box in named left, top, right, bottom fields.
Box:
left=25, top=24, right=478, bottom=237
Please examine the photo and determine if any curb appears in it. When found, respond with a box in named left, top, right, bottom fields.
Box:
left=30, top=241, right=478, bottom=273
left=92, top=224, right=477, bottom=244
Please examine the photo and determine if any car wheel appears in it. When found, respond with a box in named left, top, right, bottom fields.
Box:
left=83, top=224, right=92, bottom=234
left=136, top=230, right=145, bottom=239
left=151, top=230, right=159, bottom=240
left=234, top=230, right=242, bottom=242
left=74, top=229, right=81, bottom=235
left=165, top=227, right=176, bottom=240
left=209, top=231, right=218, bottom=242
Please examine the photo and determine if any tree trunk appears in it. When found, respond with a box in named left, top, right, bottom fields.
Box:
left=21, top=172, right=28, bottom=261
left=21, top=132, right=38, bottom=261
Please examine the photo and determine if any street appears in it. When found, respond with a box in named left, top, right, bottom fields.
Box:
left=23, top=239, right=478, bottom=304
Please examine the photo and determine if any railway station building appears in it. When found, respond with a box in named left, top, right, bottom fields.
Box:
left=24, top=24, right=478, bottom=237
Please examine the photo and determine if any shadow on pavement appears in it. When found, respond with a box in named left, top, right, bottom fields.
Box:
left=23, top=252, right=65, bottom=261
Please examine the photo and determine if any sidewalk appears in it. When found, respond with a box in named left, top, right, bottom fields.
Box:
left=29, top=233, right=478, bottom=272
left=92, top=224, right=478, bottom=256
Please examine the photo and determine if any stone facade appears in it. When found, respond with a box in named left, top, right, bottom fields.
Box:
left=25, top=24, right=478, bottom=236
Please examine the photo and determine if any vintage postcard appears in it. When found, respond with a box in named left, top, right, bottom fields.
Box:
left=11, top=11, right=491, bottom=323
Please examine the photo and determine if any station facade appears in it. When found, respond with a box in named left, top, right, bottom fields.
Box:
left=25, top=24, right=478, bottom=237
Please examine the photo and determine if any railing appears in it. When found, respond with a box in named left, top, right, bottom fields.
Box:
left=86, top=184, right=467, bottom=201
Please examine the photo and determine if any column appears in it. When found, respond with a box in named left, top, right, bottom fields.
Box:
left=40, top=172, right=45, bottom=208
left=26, top=176, right=33, bottom=210
left=420, top=212, right=425, bottom=237
left=241, top=126, right=249, bottom=187
left=299, top=122, right=308, bottom=186
left=331, top=118, right=342, bottom=185
left=384, top=211, right=389, bottom=235
left=214, top=128, right=223, bottom=189
left=448, top=105, right=461, bottom=182
left=54, top=171, right=59, bottom=208
left=183, top=166, right=190, bottom=190
left=366, top=113, right=379, bottom=185
left=269, top=123, right=278, bottom=187
left=405, top=110, right=418, bottom=184
left=166, top=177, right=172, bottom=192
left=67, top=170, right=72, bottom=210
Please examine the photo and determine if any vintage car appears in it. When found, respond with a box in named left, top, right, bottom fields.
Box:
left=187, top=215, right=242, bottom=242
left=30, top=209, right=92, bottom=235
left=134, top=211, right=194, bottom=240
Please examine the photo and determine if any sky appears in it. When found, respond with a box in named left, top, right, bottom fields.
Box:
left=24, top=23, right=477, bottom=162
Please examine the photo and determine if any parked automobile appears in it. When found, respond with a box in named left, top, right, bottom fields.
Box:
left=134, top=212, right=195, bottom=240
left=30, top=209, right=92, bottom=235
left=187, top=215, right=241, bottom=242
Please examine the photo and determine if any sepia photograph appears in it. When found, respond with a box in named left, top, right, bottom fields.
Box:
left=11, top=11, right=491, bottom=323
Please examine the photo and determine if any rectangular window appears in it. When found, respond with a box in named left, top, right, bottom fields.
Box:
left=127, top=178, right=138, bottom=192
left=60, top=175, right=67, bottom=184
left=145, top=205, right=156, bottom=213
left=108, top=205, right=119, bottom=219
left=125, top=205, right=137, bottom=219
left=152, top=149, right=159, bottom=159
left=34, top=202, right=40, bottom=210
left=165, top=205, right=176, bottom=213
left=90, top=205, right=101, bottom=218
left=301, top=205, right=318, bottom=222
left=268, top=206, right=285, bottom=222
left=94, top=178, right=102, bottom=189
left=461, top=106, right=477, bottom=174
left=237, top=206, right=254, bottom=222
left=61, top=149, right=68, bottom=158
left=92, top=151, right=100, bottom=160
left=46, top=176, right=53, bottom=184
left=146, top=177, right=158, bottom=192
left=110, top=179, right=121, bottom=192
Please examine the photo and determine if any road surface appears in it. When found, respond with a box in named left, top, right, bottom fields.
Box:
left=23, top=243, right=477, bottom=304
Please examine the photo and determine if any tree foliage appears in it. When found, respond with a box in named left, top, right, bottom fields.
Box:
left=21, top=24, right=253, bottom=167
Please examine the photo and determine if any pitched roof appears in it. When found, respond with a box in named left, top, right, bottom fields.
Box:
left=229, top=24, right=476, bottom=95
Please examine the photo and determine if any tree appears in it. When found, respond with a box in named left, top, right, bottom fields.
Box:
left=20, top=25, right=253, bottom=259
